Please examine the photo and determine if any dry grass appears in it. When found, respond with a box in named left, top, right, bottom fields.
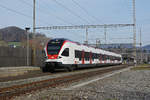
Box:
left=131, top=64, right=150, bottom=70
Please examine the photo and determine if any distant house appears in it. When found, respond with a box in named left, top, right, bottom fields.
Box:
left=8, top=42, right=22, bottom=48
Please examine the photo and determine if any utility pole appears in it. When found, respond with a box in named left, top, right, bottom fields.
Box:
left=85, top=28, right=88, bottom=45
left=133, top=0, right=137, bottom=65
left=104, top=25, right=107, bottom=44
left=96, top=38, right=100, bottom=48
left=140, top=28, right=142, bottom=64
left=0, top=32, right=1, bottom=46
left=25, top=27, right=30, bottom=66
left=0, top=32, right=1, bottom=41
left=32, top=0, right=36, bottom=66
left=33, top=0, right=36, bottom=34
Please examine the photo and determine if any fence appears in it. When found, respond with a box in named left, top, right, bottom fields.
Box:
left=0, top=47, right=45, bottom=67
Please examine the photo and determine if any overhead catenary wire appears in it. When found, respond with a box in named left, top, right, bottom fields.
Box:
left=17, top=0, right=85, bottom=39
left=71, top=0, right=103, bottom=24
left=17, top=0, right=74, bottom=25
left=0, top=2, right=50, bottom=25
left=2, top=0, right=136, bottom=45
left=19, top=0, right=33, bottom=7
left=0, top=3, right=31, bottom=18
left=51, top=0, right=90, bottom=24
left=39, top=0, right=74, bottom=25
left=35, top=24, right=134, bottom=30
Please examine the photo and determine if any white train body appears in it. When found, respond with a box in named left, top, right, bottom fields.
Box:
left=43, top=38, right=122, bottom=71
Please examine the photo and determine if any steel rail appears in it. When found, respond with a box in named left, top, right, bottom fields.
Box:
left=0, top=65, right=130, bottom=100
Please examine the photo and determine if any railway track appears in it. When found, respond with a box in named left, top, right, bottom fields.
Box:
left=0, top=65, right=131, bottom=100
left=0, top=71, right=52, bottom=82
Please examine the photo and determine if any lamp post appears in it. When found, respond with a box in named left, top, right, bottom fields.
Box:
left=25, top=27, right=30, bottom=66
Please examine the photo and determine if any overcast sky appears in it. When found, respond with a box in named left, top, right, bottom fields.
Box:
left=0, top=0, right=149, bottom=46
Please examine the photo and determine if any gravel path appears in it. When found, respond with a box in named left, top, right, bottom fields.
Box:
left=13, top=66, right=150, bottom=100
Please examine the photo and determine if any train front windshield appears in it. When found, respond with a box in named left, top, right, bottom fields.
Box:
left=47, top=39, right=64, bottom=55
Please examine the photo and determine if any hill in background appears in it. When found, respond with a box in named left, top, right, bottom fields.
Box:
left=0, top=26, right=50, bottom=49
left=0, top=26, right=149, bottom=50
left=143, top=45, right=150, bottom=50
left=0, top=26, right=27, bottom=42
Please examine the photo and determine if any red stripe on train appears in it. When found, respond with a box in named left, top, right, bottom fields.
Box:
left=90, top=52, right=92, bottom=64
left=48, top=54, right=58, bottom=59
left=99, top=55, right=102, bottom=64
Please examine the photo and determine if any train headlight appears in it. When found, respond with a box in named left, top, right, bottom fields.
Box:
left=58, top=56, right=62, bottom=59
left=45, top=56, right=48, bottom=59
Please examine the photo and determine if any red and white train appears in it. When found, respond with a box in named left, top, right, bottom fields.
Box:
left=42, top=38, right=122, bottom=72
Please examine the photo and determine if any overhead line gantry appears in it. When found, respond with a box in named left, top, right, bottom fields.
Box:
left=35, top=24, right=134, bottom=44
left=35, top=24, right=134, bottom=30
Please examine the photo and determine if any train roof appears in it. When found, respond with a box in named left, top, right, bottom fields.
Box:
left=49, top=38, right=122, bottom=57
left=48, top=38, right=69, bottom=42
left=49, top=38, right=80, bottom=44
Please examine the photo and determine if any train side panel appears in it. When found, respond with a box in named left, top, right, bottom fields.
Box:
left=42, top=38, right=122, bottom=72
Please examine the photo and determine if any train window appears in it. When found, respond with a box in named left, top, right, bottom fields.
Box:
left=112, top=56, right=114, bottom=60
left=85, top=58, right=87, bottom=61
left=108, top=56, right=110, bottom=60
left=105, top=55, right=108, bottom=60
left=92, top=58, right=94, bottom=61
left=118, top=57, right=121, bottom=61
left=75, top=50, right=82, bottom=58
left=95, top=54, right=97, bottom=59
left=111, top=56, right=113, bottom=60
left=61, top=48, right=69, bottom=57
left=87, top=57, right=89, bottom=61
left=92, top=53, right=96, bottom=59
left=92, top=53, right=94, bottom=60
left=102, top=55, right=106, bottom=60
left=106, top=55, right=109, bottom=60
left=110, top=56, right=112, bottom=60
left=113, top=57, right=115, bottom=60
left=79, top=58, right=82, bottom=61
left=85, top=52, right=90, bottom=61
left=97, top=54, right=99, bottom=59
left=95, top=54, right=98, bottom=59
left=99, top=54, right=102, bottom=60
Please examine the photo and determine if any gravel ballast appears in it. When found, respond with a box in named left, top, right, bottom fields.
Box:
left=0, top=66, right=122, bottom=88
left=73, top=70, right=150, bottom=100
left=0, top=66, right=40, bottom=78
left=13, top=66, right=150, bottom=100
